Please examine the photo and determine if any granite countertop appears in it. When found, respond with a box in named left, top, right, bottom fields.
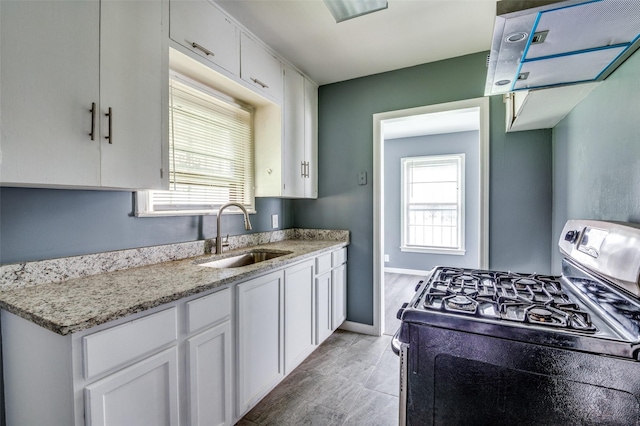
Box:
left=0, top=238, right=348, bottom=336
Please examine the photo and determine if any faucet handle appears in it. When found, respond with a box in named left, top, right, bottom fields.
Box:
left=222, top=234, right=230, bottom=248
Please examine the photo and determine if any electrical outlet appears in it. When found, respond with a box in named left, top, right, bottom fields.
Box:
left=271, top=214, right=279, bottom=229
left=384, top=254, right=389, bottom=262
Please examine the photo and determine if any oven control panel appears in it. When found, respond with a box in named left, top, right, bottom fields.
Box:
left=577, top=227, right=608, bottom=258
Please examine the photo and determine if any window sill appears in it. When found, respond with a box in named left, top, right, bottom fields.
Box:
left=400, top=246, right=466, bottom=256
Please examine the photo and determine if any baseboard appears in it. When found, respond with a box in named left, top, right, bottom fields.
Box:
left=339, top=320, right=379, bottom=336
left=384, top=267, right=431, bottom=276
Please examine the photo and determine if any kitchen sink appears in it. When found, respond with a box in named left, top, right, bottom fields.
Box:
left=197, top=250, right=292, bottom=268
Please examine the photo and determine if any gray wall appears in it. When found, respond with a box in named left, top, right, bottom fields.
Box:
left=552, top=49, right=640, bottom=274
left=384, top=131, right=480, bottom=271
left=0, top=187, right=293, bottom=264
left=292, top=51, right=553, bottom=326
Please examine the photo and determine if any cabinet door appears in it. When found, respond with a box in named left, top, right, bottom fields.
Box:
left=187, top=321, right=232, bottom=426
left=316, top=272, right=333, bottom=345
left=84, top=347, right=179, bottom=426
left=0, top=0, right=101, bottom=186
left=237, top=271, right=284, bottom=415
left=331, top=263, right=347, bottom=329
left=282, top=65, right=306, bottom=198
left=240, top=32, right=283, bottom=101
left=169, top=0, right=239, bottom=75
left=304, top=78, right=319, bottom=198
left=284, top=260, right=315, bottom=373
left=99, top=0, right=165, bottom=189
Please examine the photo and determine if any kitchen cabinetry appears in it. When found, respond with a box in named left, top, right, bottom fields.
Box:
left=315, top=248, right=348, bottom=345
left=240, top=32, right=283, bottom=102
left=236, top=270, right=285, bottom=416
left=169, top=0, right=239, bottom=76
left=185, top=288, right=233, bottom=426
left=0, top=0, right=166, bottom=189
left=284, top=260, right=315, bottom=374
left=84, top=348, right=180, bottom=426
left=282, top=65, right=319, bottom=198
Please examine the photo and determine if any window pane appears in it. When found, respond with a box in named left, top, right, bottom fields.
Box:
left=402, top=155, right=463, bottom=250
left=149, top=74, right=254, bottom=213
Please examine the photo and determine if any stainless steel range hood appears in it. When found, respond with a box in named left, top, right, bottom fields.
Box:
left=485, top=0, right=640, bottom=96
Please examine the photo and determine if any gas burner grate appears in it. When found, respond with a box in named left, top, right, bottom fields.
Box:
left=421, top=267, right=597, bottom=333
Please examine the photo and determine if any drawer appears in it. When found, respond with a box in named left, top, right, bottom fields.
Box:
left=83, top=307, right=177, bottom=379
left=332, top=248, right=347, bottom=267
left=315, top=253, right=332, bottom=275
left=186, top=287, right=231, bottom=334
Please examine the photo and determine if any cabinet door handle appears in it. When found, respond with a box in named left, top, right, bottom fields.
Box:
left=305, top=161, right=310, bottom=178
left=191, top=41, right=214, bottom=57
left=301, top=161, right=305, bottom=178
left=250, top=78, right=269, bottom=89
left=104, top=107, right=112, bottom=144
left=89, top=102, right=96, bottom=141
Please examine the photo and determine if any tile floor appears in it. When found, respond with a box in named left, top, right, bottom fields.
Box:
left=238, top=330, right=399, bottom=426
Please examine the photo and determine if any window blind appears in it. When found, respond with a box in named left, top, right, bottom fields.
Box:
left=150, top=75, right=255, bottom=213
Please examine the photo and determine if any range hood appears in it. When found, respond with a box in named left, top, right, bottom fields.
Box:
left=485, top=0, right=640, bottom=96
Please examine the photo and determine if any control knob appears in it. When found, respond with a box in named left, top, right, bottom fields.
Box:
left=396, top=303, right=409, bottom=320
left=564, top=230, right=579, bottom=244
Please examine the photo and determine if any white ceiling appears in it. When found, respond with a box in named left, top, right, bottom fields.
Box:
left=215, top=0, right=498, bottom=86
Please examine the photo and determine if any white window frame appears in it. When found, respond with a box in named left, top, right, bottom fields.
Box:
left=136, top=72, right=255, bottom=217
left=400, top=154, right=465, bottom=255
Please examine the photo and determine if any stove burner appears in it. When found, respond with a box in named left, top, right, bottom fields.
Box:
left=529, top=307, right=554, bottom=322
left=420, top=267, right=597, bottom=333
left=444, top=295, right=477, bottom=314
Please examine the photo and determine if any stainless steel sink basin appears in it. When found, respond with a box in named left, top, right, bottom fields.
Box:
left=197, top=251, right=292, bottom=268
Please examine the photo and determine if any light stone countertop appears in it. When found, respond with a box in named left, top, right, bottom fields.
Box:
left=0, top=239, right=348, bottom=336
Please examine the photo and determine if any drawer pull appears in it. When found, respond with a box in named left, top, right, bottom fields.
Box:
left=191, top=41, right=214, bottom=57
left=250, top=77, right=269, bottom=89
left=104, top=107, right=112, bottom=144
left=89, top=102, right=96, bottom=141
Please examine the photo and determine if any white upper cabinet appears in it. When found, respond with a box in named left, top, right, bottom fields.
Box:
left=0, top=1, right=101, bottom=187
left=169, top=0, right=239, bottom=76
left=256, top=64, right=318, bottom=199
left=240, top=32, right=283, bottom=102
left=0, top=0, right=167, bottom=190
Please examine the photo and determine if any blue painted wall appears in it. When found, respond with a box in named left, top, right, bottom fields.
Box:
left=0, top=188, right=292, bottom=265
left=292, top=52, right=553, bottom=325
left=384, top=131, right=480, bottom=271
left=552, top=49, right=640, bottom=274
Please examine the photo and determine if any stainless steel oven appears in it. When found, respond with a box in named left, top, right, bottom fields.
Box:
left=392, top=220, right=640, bottom=425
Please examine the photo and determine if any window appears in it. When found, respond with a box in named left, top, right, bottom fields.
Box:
left=137, top=72, right=254, bottom=216
left=401, top=154, right=465, bottom=254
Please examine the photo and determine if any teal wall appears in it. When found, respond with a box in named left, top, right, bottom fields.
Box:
left=552, top=50, right=640, bottom=274
left=0, top=188, right=292, bottom=265
left=293, top=52, right=553, bottom=325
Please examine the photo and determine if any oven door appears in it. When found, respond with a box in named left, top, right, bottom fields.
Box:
left=402, top=323, right=640, bottom=426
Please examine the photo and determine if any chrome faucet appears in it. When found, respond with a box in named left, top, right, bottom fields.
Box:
left=216, top=202, right=252, bottom=254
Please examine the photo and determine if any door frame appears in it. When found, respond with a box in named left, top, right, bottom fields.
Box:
left=372, top=97, right=490, bottom=336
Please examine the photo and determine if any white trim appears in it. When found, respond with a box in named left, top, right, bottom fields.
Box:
left=373, top=96, right=490, bottom=338
left=384, top=267, right=432, bottom=276
left=400, top=247, right=465, bottom=256
left=338, top=320, right=378, bottom=336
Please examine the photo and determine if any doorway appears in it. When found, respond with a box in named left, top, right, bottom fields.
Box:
left=373, top=97, right=490, bottom=336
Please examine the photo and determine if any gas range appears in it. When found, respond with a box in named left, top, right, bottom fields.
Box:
left=394, top=220, right=640, bottom=425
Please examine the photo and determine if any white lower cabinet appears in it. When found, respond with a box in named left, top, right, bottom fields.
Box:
left=236, top=270, right=285, bottom=416
left=187, top=321, right=232, bottom=426
left=1, top=248, right=348, bottom=426
left=284, top=260, right=315, bottom=374
left=316, top=271, right=333, bottom=344
left=84, top=347, right=180, bottom=426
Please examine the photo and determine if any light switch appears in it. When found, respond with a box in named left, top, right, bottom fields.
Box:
left=358, top=171, right=367, bottom=185
left=271, top=214, right=279, bottom=229
left=384, top=254, right=389, bottom=262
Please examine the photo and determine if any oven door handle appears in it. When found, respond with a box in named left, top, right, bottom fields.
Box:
left=399, top=343, right=409, bottom=426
